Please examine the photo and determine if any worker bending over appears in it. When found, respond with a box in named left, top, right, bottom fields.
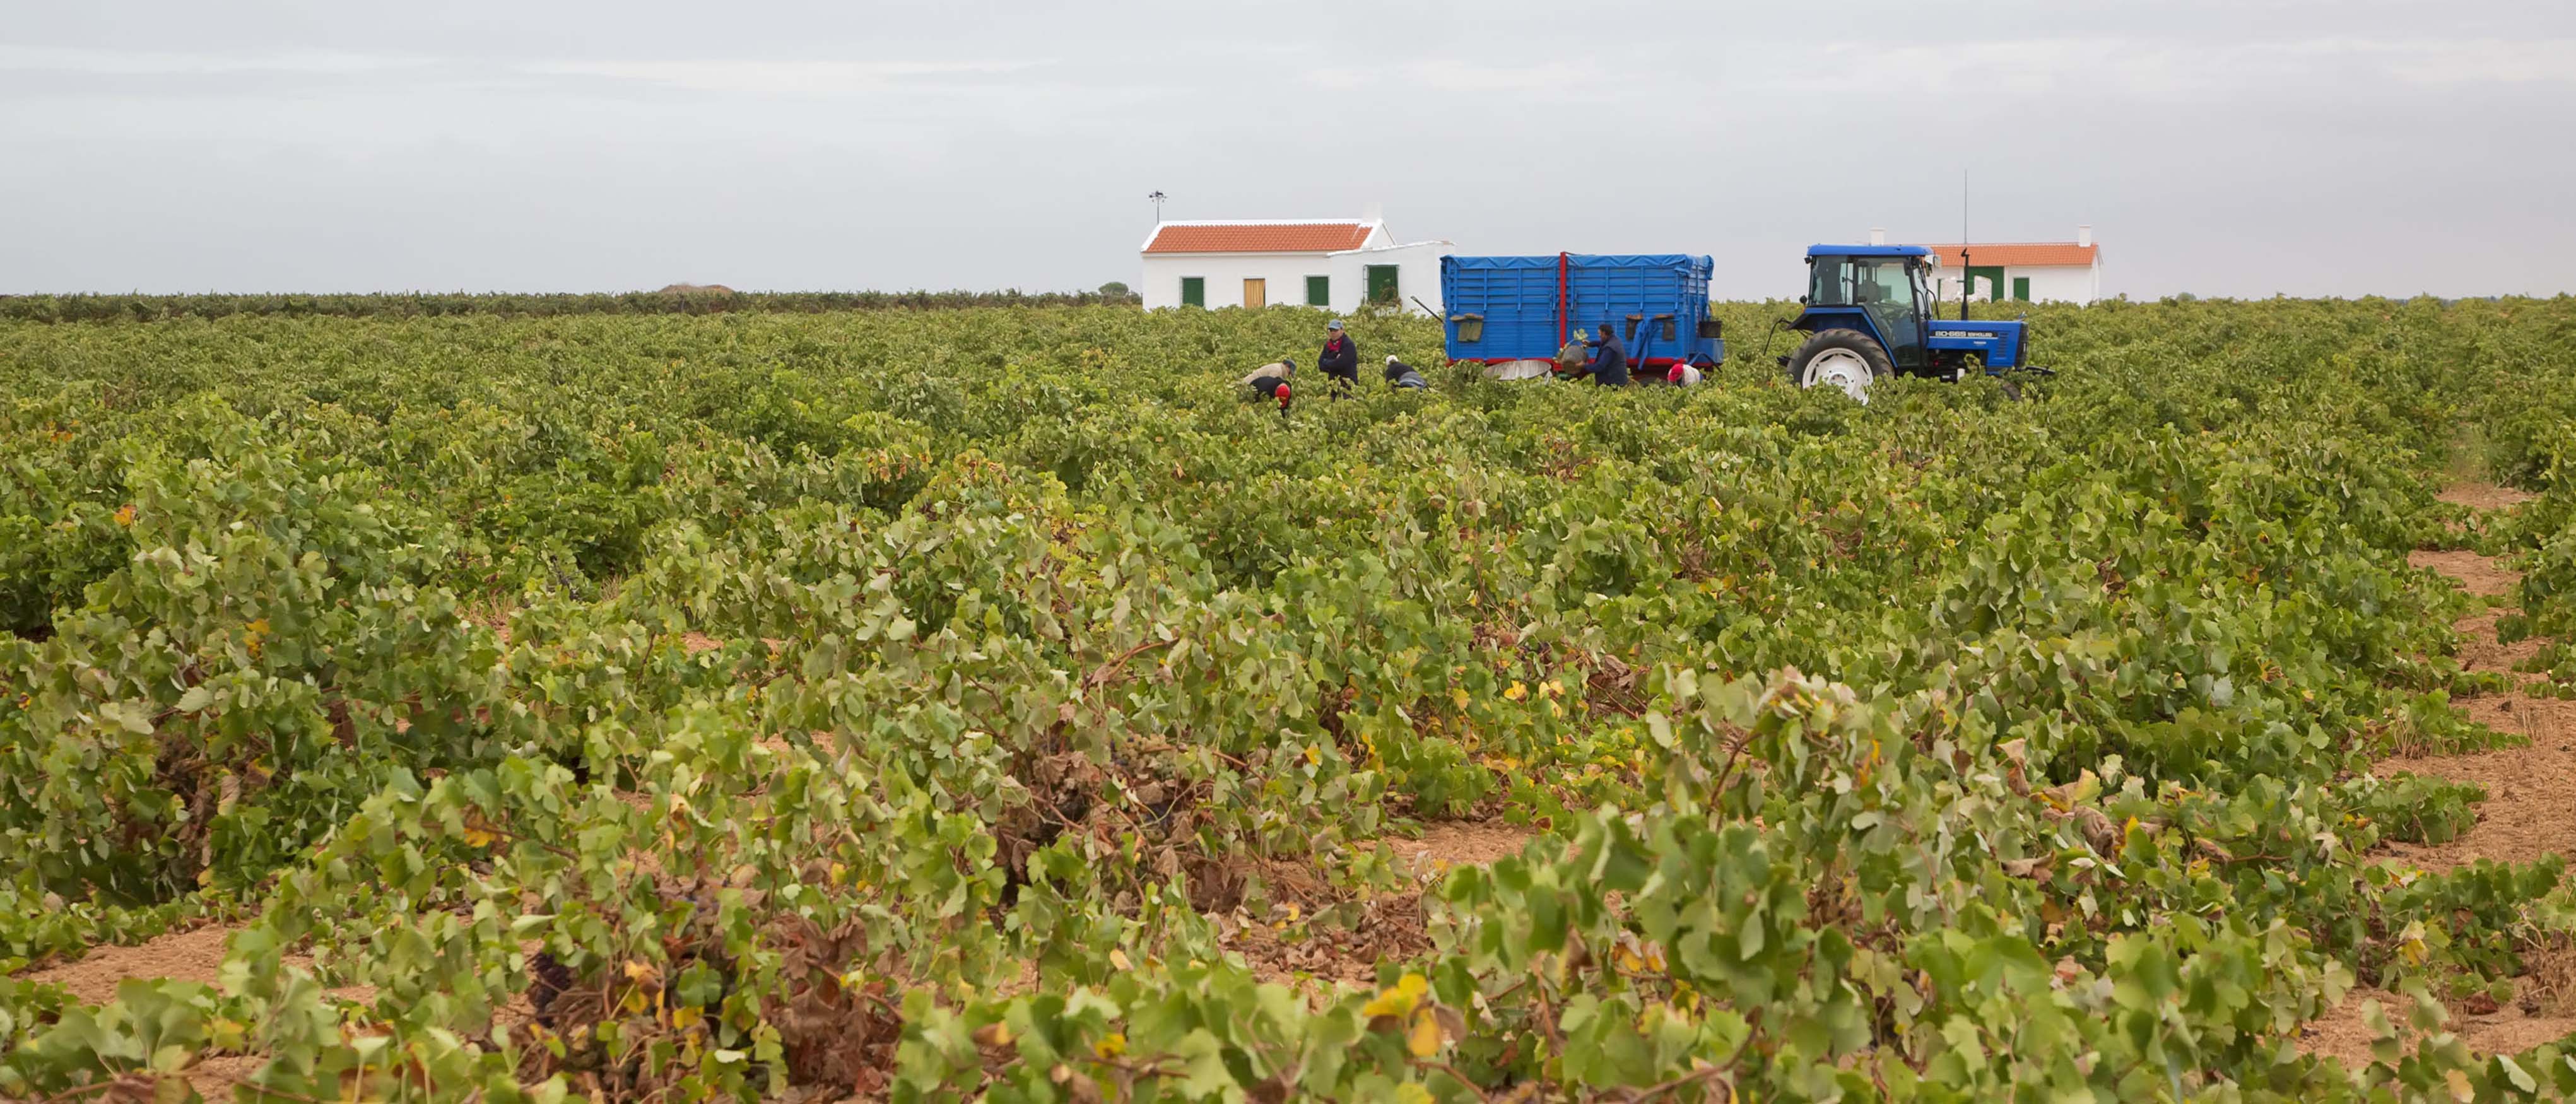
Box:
left=1318, top=319, right=1359, bottom=391
left=1384, top=356, right=1428, bottom=389
left=1241, top=358, right=1295, bottom=413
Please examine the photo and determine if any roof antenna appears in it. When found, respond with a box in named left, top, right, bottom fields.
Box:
left=1148, top=191, right=1168, bottom=223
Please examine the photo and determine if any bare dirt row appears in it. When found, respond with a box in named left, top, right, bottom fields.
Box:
left=2305, top=482, right=2576, bottom=1062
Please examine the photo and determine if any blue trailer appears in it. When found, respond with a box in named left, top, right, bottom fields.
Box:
left=1440, top=254, right=1724, bottom=374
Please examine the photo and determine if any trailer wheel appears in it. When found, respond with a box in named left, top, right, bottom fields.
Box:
left=1784, top=329, right=1890, bottom=404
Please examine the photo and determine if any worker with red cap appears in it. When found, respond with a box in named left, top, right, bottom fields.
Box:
left=1240, top=358, right=1295, bottom=414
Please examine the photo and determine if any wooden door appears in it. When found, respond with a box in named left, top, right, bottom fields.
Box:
left=1243, top=278, right=1266, bottom=309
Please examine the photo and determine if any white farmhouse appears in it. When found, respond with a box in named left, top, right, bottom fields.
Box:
left=1893, top=226, right=2103, bottom=305
left=1139, top=218, right=1450, bottom=315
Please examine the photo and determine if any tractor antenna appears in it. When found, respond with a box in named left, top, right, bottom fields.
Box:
left=1959, top=169, right=1972, bottom=322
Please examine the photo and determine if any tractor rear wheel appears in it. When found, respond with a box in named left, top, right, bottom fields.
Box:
left=1785, top=329, right=1891, bottom=404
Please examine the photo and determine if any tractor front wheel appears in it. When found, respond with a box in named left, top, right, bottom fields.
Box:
left=1785, top=329, right=1891, bottom=404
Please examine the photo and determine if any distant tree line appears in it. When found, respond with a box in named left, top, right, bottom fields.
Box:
left=0, top=285, right=1146, bottom=323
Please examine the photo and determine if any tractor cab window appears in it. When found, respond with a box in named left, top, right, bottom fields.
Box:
left=1809, top=257, right=1915, bottom=308
left=1809, top=258, right=1852, bottom=305
left=1910, top=263, right=1933, bottom=314
left=1851, top=260, right=1910, bottom=307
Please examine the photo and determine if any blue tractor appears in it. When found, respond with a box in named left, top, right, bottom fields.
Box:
left=1780, top=245, right=2045, bottom=402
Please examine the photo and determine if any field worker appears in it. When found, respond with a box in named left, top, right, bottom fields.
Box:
left=1384, top=355, right=1429, bottom=390
left=1242, top=358, right=1295, bottom=413
left=1583, top=323, right=1630, bottom=386
left=1667, top=361, right=1703, bottom=387
left=1318, top=319, right=1360, bottom=391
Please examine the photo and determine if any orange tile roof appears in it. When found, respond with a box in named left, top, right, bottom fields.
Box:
left=1926, top=243, right=2100, bottom=268
left=1144, top=222, right=1375, bottom=254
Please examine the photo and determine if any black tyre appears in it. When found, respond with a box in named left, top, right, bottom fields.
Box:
left=1784, top=329, right=1893, bottom=404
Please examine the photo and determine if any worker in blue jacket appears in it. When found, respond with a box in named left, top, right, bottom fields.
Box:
left=1318, top=319, right=1360, bottom=391
left=1582, top=323, right=1630, bottom=386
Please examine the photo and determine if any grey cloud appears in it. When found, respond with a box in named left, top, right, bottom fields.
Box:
left=3, top=0, right=2572, bottom=298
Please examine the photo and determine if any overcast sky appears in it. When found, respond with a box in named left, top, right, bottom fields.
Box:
left=4, top=1, right=2572, bottom=299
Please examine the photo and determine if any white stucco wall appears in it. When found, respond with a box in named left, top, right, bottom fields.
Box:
left=1324, top=242, right=1447, bottom=315
left=2012, top=264, right=2101, bottom=304
left=1141, top=254, right=1336, bottom=310
left=1140, top=237, right=1448, bottom=315
left=1930, top=262, right=2102, bottom=305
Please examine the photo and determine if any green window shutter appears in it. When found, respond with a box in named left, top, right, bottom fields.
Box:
left=1965, top=266, right=2006, bottom=302
left=1180, top=277, right=1204, bottom=308
left=1306, top=276, right=1329, bottom=306
left=2012, top=277, right=2031, bottom=302
left=1365, top=266, right=1399, bottom=304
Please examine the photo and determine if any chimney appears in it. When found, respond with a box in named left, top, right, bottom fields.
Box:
left=1869, top=226, right=1887, bottom=245
left=2077, top=224, right=2093, bottom=248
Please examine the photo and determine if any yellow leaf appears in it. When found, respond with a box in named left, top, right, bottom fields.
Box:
left=1093, top=1032, right=1126, bottom=1059
left=208, top=1017, right=249, bottom=1050
left=461, top=810, right=500, bottom=849
left=113, top=505, right=136, bottom=527
left=1304, top=744, right=1322, bottom=766
left=1450, top=687, right=1470, bottom=710
left=1109, top=948, right=1132, bottom=971
left=1362, top=973, right=1429, bottom=1019
left=973, top=1021, right=1013, bottom=1047
left=1504, top=681, right=1526, bottom=702
left=1405, top=1007, right=1444, bottom=1057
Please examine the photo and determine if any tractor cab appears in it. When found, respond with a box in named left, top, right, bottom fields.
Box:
left=1783, top=244, right=2035, bottom=402
left=1804, top=246, right=1938, bottom=370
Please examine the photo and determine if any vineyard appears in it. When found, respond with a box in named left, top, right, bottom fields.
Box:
left=4, top=295, right=2576, bottom=1103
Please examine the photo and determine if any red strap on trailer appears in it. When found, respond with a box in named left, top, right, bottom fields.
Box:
left=1556, top=252, right=1569, bottom=349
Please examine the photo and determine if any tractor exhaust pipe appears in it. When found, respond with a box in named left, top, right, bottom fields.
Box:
left=1959, top=249, right=1972, bottom=322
